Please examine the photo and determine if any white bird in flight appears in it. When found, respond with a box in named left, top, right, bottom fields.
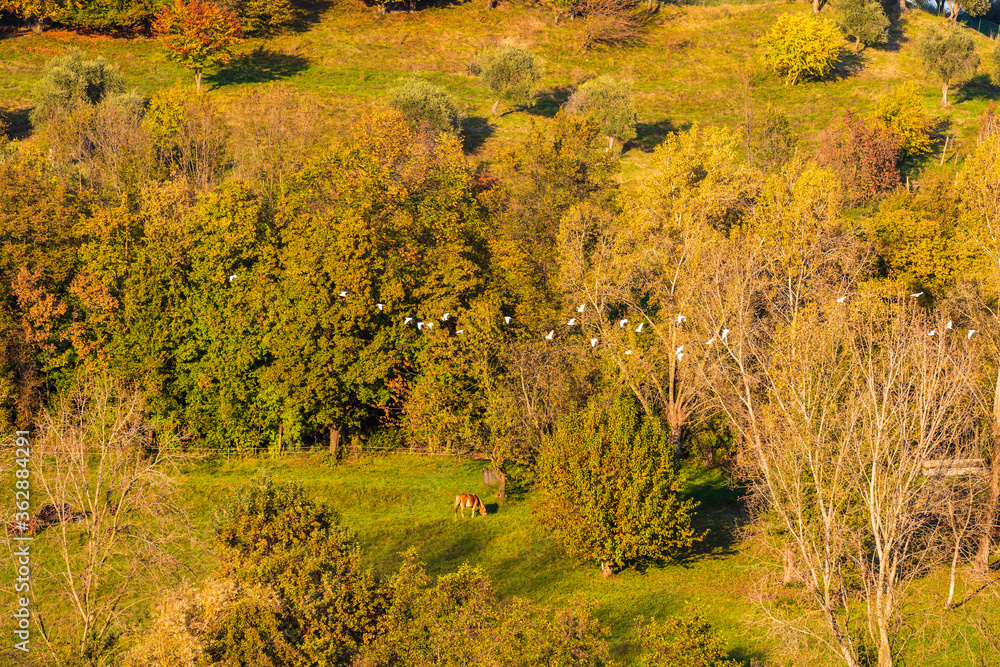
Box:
left=619, top=318, right=629, bottom=328
left=545, top=330, right=554, bottom=340
left=417, top=322, right=425, bottom=330
left=457, top=329, right=464, bottom=334
left=676, top=314, right=686, bottom=324
left=677, top=352, right=685, bottom=361
left=928, top=330, right=936, bottom=337
left=635, top=322, right=644, bottom=333
left=721, top=329, right=730, bottom=341
left=404, top=317, right=413, bottom=325
left=946, top=320, right=953, bottom=330
left=910, top=292, right=923, bottom=298
left=968, top=330, right=977, bottom=339
left=706, top=337, right=715, bottom=345
left=504, top=316, right=511, bottom=324
left=625, top=350, right=633, bottom=355
left=427, top=322, right=434, bottom=329
left=567, top=318, right=576, bottom=326
left=836, top=296, right=847, bottom=303
left=675, top=345, right=684, bottom=357
left=577, top=304, right=586, bottom=313
left=441, top=313, right=450, bottom=321
left=590, top=338, right=598, bottom=347
left=339, top=291, right=348, bottom=298
left=229, top=275, right=237, bottom=282
left=377, top=303, right=384, bottom=311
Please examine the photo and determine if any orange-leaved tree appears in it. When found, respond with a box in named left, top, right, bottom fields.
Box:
left=154, top=0, right=242, bottom=93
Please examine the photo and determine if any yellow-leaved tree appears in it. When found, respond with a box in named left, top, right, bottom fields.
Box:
left=761, top=13, right=843, bottom=85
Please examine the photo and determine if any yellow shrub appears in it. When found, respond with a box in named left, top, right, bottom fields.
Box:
left=761, top=13, right=844, bottom=85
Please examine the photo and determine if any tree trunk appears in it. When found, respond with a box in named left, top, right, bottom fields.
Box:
left=942, top=82, right=949, bottom=107
left=670, top=422, right=684, bottom=470
left=195, top=69, right=203, bottom=94
left=974, top=373, right=1000, bottom=573
left=812, top=0, right=820, bottom=12
left=781, top=542, right=797, bottom=584
left=601, top=559, right=613, bottom=578
left=277, top=420, right=283, bottom=452
left=606, top=135, right=614, bottom=153
left=854, top=36, right=861, bottom=55
left=497, top=470, right=507, bottom=503
left=329, top=425, right=341, bottom=460
left=947, top=534, right=961, bottom=607
left=491, top=99, right=500, bottom=116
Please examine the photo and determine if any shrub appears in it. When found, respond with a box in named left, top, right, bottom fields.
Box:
left=744, top=104, right=796, bottom=170
left=534, top=395, right=701, bottom=577
left=387, top=78, right=462, bottom=134
left=221, top=0, right=297, bottom=34
left=871, top=83, right=933, bottom=161
left=760, top=13, right=843, bottom=84
left=216, top=472, right=384, bottom=667
left=818, top=110, right=900, bottom=203
left=579, top=0, right=646, bottom=50
left=838, top=0, right=890, bottom=55
left=357, top=551, right=610, bottom=667
left=565, top=74, right=637, bottom=152
left=989, top=41, right=1000, bottom=87
left=30, top=49, right=126, bottom=126
left=917, top=25, right=980, bottom=107
left=472, top=43, right=541, bottom=116
left=638, top=610, right=741, bottom=667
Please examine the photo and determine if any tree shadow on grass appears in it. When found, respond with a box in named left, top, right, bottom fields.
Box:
left=630, top=118, right=690, bottom=153
left=208, top=47, right=310, bottom=89
left=679, top=469, right=749, bottom=561
left=1, top=106, right=31, bottom=139
left=460, top=115, right=495, bottom=153
left=526, top=85, right=574, bottom=118
left=955, top=73, right=999, bottom=104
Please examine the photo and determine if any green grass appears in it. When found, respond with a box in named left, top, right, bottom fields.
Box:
left=2, top=0, right=998, bottom=174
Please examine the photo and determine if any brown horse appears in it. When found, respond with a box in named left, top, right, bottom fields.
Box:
left=453, top=493, right=487, bottom=519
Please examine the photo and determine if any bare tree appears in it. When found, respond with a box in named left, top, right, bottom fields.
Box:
left=31, top=374, right=188, bottom=660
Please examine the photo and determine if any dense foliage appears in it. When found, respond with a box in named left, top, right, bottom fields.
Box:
left=817, top=109, right=901, bottom=202
left=917, top=24, right=980, bottom=106
left=472, top=42, right=542, bottom=116
left=565, top=74, right=637, bottom=152
left=387, top=78, right=462, bottom=134
left=760, top=13, right=843, bottom=84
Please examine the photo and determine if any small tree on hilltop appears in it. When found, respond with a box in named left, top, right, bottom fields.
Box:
left=30, top=49, right=126, bottom=126
left=918, top=25, right=980, bottom=107
left=839, top=0, right=889, bottom=55
left=154, top=0, right=242, bottom=93
left=761, top=13, right=843, bottom=84
left=566, top=75, right=637, bottom=153
left=534, top=395, right=701, bottom=578
left=387, top=78, right=462, bottom=134
left=472, top=43, right=541, bottom=117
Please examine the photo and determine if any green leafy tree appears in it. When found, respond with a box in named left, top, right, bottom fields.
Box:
left=839, top=0, right=890, bottom=55
left=154, top=0, right=243, bottom=93
left=387, top=78, right=462, bottom=134
left=216, top=473, right=384, bottom=666
left=760, top=13, right=843, bottom=84
left=917, top=24, right=980, bottom=106
left=638, top=611, right=740, bottom=667
left=989, top=41, right=1000, bottom=86
left=534, top=395, right=702, bottom=577
left=30, top=49, right=126, bottom=126
left=221, top=0, right=297, bottom=34
left=565, top=75, right=637, bottom=153
left=948, top=0, right=989, bottom=23
left=472, top=43, right=542, bottom=117
left=358, top=551, right=610, bottom=667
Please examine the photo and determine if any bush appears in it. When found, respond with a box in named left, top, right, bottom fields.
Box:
left=216, top=473, right=384, bottom=667
left=565, top=75, right=637, bottom=152
left=838, top=0, right=889, bottom=55
left=871, top=83, right=933, bottom=161
left=357, top=551, right=610, bottom=667
left=638, top=610, right=741, bottom=667
left=534, top=395, right=701, bottom=577
left=387, top=78, right=462, bottom=134
left=989, top=41, right=1000, bottom=87
left=917, top=25, right=980, bottom=107
left=30, top=49, right=126, bottom=127
left=818, top=110, right=900, bottom=203
left=472, top=42, right=541, bottom=116
left=579, top=0, right=646, bottom=50
left=760, top=13, right=843, bottom=84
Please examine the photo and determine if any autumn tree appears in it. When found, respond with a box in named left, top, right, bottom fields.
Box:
left=472, top=43, right=542, bottom=117
left=761, top=13, right=843, bottom=84
left=917, top=24, right=980, bottom=107
left=838, top=0, right=890, bottom=55
left=154, top=0, right=242, bottom=93
left=818, top=110, right=900, bottom=203
left=535, top=395, right=701, bottom=577
left=565, top=75, right=637, bottom=153
left=872, top=83, right=933, bottom=161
